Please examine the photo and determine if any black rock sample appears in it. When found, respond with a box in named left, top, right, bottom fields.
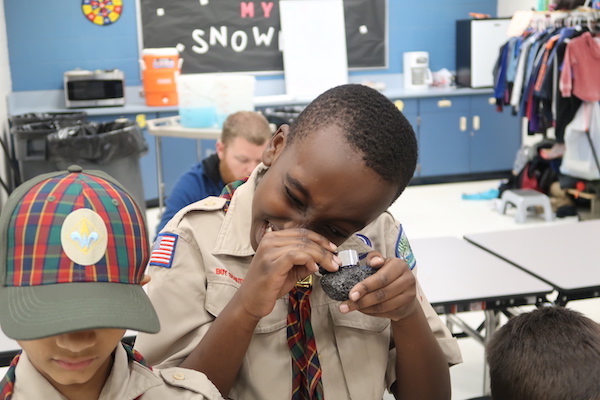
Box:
left=320, top=265, right=377, bottom=301
left=319, top=249, right=376, bottom=301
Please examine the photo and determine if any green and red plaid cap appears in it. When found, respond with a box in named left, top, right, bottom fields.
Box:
left=0, top=165, right=159, bottom=340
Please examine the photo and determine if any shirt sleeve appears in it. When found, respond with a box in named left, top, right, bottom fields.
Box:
left=559, top=43, right=574, bottom=98
left=135, top=231, right=213, bottom=368
left=380, top=214, right=463, bottom=366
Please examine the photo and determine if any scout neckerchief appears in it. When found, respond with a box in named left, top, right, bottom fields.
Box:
left=220, top=177, right=249, bottom=213
left=0, top=344, right=150, bottom=400
left=220, top=177, right=325, bottom=400
left=287, top=284, right=324, bottom=400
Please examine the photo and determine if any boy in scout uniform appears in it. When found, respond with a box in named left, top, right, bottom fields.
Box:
left=0, top=166, right=223, bottom=400
left=136, top=84, right=462, bottom=399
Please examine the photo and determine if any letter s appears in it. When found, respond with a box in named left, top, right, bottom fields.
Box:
left=192, top=29, right=209, bottom=54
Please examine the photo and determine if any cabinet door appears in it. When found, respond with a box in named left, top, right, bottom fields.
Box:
left=418, top=97, right=470, bottom=176
left=469, top=95, right=521, bottom=173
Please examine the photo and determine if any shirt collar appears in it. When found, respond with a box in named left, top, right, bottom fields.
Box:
left=212, top=163, right=267, bottom=256
left=98, top=344, right=161, bottom=399
left=14, top=352, right=66, bottom=400
left=202, top=153, right=224, bottom=187
left=13, top=345, right=161, bottom=400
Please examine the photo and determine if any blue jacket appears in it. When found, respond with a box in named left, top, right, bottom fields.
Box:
left=155, top=153, right=224, bottom=235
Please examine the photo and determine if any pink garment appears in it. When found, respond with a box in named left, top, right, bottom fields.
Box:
left=559, top=32, right=600, bottom=102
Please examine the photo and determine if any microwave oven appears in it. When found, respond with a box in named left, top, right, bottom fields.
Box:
left=64, top=69, right=125, bottom=108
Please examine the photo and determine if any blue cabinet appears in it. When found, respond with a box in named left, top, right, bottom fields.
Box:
left=469, top=95, right=521, bottom=173
left=417, top=95, right=521, bottom=177
left=419, top=96, right=471, bottom=176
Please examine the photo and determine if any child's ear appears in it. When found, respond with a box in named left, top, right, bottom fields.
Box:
left=215, top=140, right=225, bottom=160
left=262, top=124, right=289, bottom=167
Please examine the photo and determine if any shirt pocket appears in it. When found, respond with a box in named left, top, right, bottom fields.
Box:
left=329, top=304, right=390, bottom=332
left=254, top=296, right=288, bottom=334
left=205, top=278, right=288, bottom=334
left=329, top=304, right=391, bottom=399
left=205, top=279, right=237, bottom=318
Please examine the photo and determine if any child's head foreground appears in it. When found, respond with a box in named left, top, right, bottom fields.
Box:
left=0, top=165, right=159, bottom=396
left=251, top=83, right=418, bottom=249
left=486, top=306, right=600, bottom=400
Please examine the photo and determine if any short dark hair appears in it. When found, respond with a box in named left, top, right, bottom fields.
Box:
left=486, top=306, right=600, bottom=400
left=287, top=84, right=418, bottom=200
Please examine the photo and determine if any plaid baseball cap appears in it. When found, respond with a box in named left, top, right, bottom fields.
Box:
left=0, top=165, right=159, bottom=340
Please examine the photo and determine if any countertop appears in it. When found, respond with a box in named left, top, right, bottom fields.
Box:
left=8, top=73, right=495, bottom=117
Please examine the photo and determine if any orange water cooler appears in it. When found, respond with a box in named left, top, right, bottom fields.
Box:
left=141, top=48, right=181, bottom=106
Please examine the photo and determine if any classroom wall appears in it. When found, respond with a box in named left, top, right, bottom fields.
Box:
left=4, top=0, right=497, bottom=92
left=497, top=0, right=537, bottom=17
left=4, top=1, right=140, bottom=92
left=0, top=0, right=11, bottom=205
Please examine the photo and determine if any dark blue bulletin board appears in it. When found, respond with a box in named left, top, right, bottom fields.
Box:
left=139, top=0, right=387, bottom=74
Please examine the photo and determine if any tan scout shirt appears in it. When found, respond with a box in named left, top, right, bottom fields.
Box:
left=135, top=164, right=462, bottom=400
left=12, top=345, right=223, bottom=400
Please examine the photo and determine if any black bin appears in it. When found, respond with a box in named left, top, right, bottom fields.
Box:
left=10, top=118, right=148, bottom=212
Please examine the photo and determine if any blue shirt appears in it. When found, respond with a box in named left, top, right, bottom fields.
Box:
left=155, top=153, right=224, bottom=235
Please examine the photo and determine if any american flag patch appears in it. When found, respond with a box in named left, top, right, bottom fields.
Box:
left=149, top=233, right=178, bottom=268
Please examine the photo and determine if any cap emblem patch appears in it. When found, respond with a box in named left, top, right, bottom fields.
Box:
left=61, top=208, right=108, bottom=265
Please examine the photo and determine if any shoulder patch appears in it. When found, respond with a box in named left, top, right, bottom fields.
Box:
left=395, top=226, right=416, bottom=270
left=149, top=233, right=178, bottom=268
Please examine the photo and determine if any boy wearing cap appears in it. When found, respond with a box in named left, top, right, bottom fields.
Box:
left=0, top=166, right=223, bottom=400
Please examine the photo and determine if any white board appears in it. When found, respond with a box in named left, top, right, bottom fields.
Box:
left=279, top=0, right=348, bottom=98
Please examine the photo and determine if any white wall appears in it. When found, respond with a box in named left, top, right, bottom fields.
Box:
left=0, top=0, right=11, bottom=205
left=497, top=0, right=538, bottom=17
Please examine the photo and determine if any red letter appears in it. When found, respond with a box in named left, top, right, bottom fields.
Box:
left=261, top=2, right=274, bottom=18
left=241, top=2, right=255, bottom=18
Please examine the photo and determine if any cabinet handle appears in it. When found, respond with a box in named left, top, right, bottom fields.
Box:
left=473, top=115, right=480, bottom=131
left=437, top=99, right=452, bottom=108
left=394, top=100, right=405, bottom=112
left=459, top=116, right=467, bottom=131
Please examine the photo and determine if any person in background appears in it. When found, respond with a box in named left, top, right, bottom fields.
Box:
left=155, top=110, right=272, bottom=234
left=136, top=84, right=461, bottom=400
left=0, top=166, right=223, bottom=400
left=486, top=306, right=600, bottom=400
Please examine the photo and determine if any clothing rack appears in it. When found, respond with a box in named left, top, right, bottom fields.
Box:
left=494, top=8, right=600, bottom=186
left=527, top=8, right=600, bottom=31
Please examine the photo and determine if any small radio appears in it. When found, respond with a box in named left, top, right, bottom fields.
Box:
left=64, top=69, right=125, bottom=108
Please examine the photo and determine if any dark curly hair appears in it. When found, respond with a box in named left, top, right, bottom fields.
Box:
left=287, top=84, right=418, bottom=200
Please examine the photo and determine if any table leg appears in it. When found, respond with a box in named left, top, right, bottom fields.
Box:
left=482, top=309, right=501, bottom=395
left=155, top=136, right=165, bottom=211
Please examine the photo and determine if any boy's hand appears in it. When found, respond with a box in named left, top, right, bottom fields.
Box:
left=339, top=252, right=418, bottom=321
left=238, top=228, right=340, bottom=320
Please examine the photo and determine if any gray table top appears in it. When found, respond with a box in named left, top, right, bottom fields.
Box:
left=464, top=220, right=600, bottom=292
left=411, top=237, right=553, bottom=310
